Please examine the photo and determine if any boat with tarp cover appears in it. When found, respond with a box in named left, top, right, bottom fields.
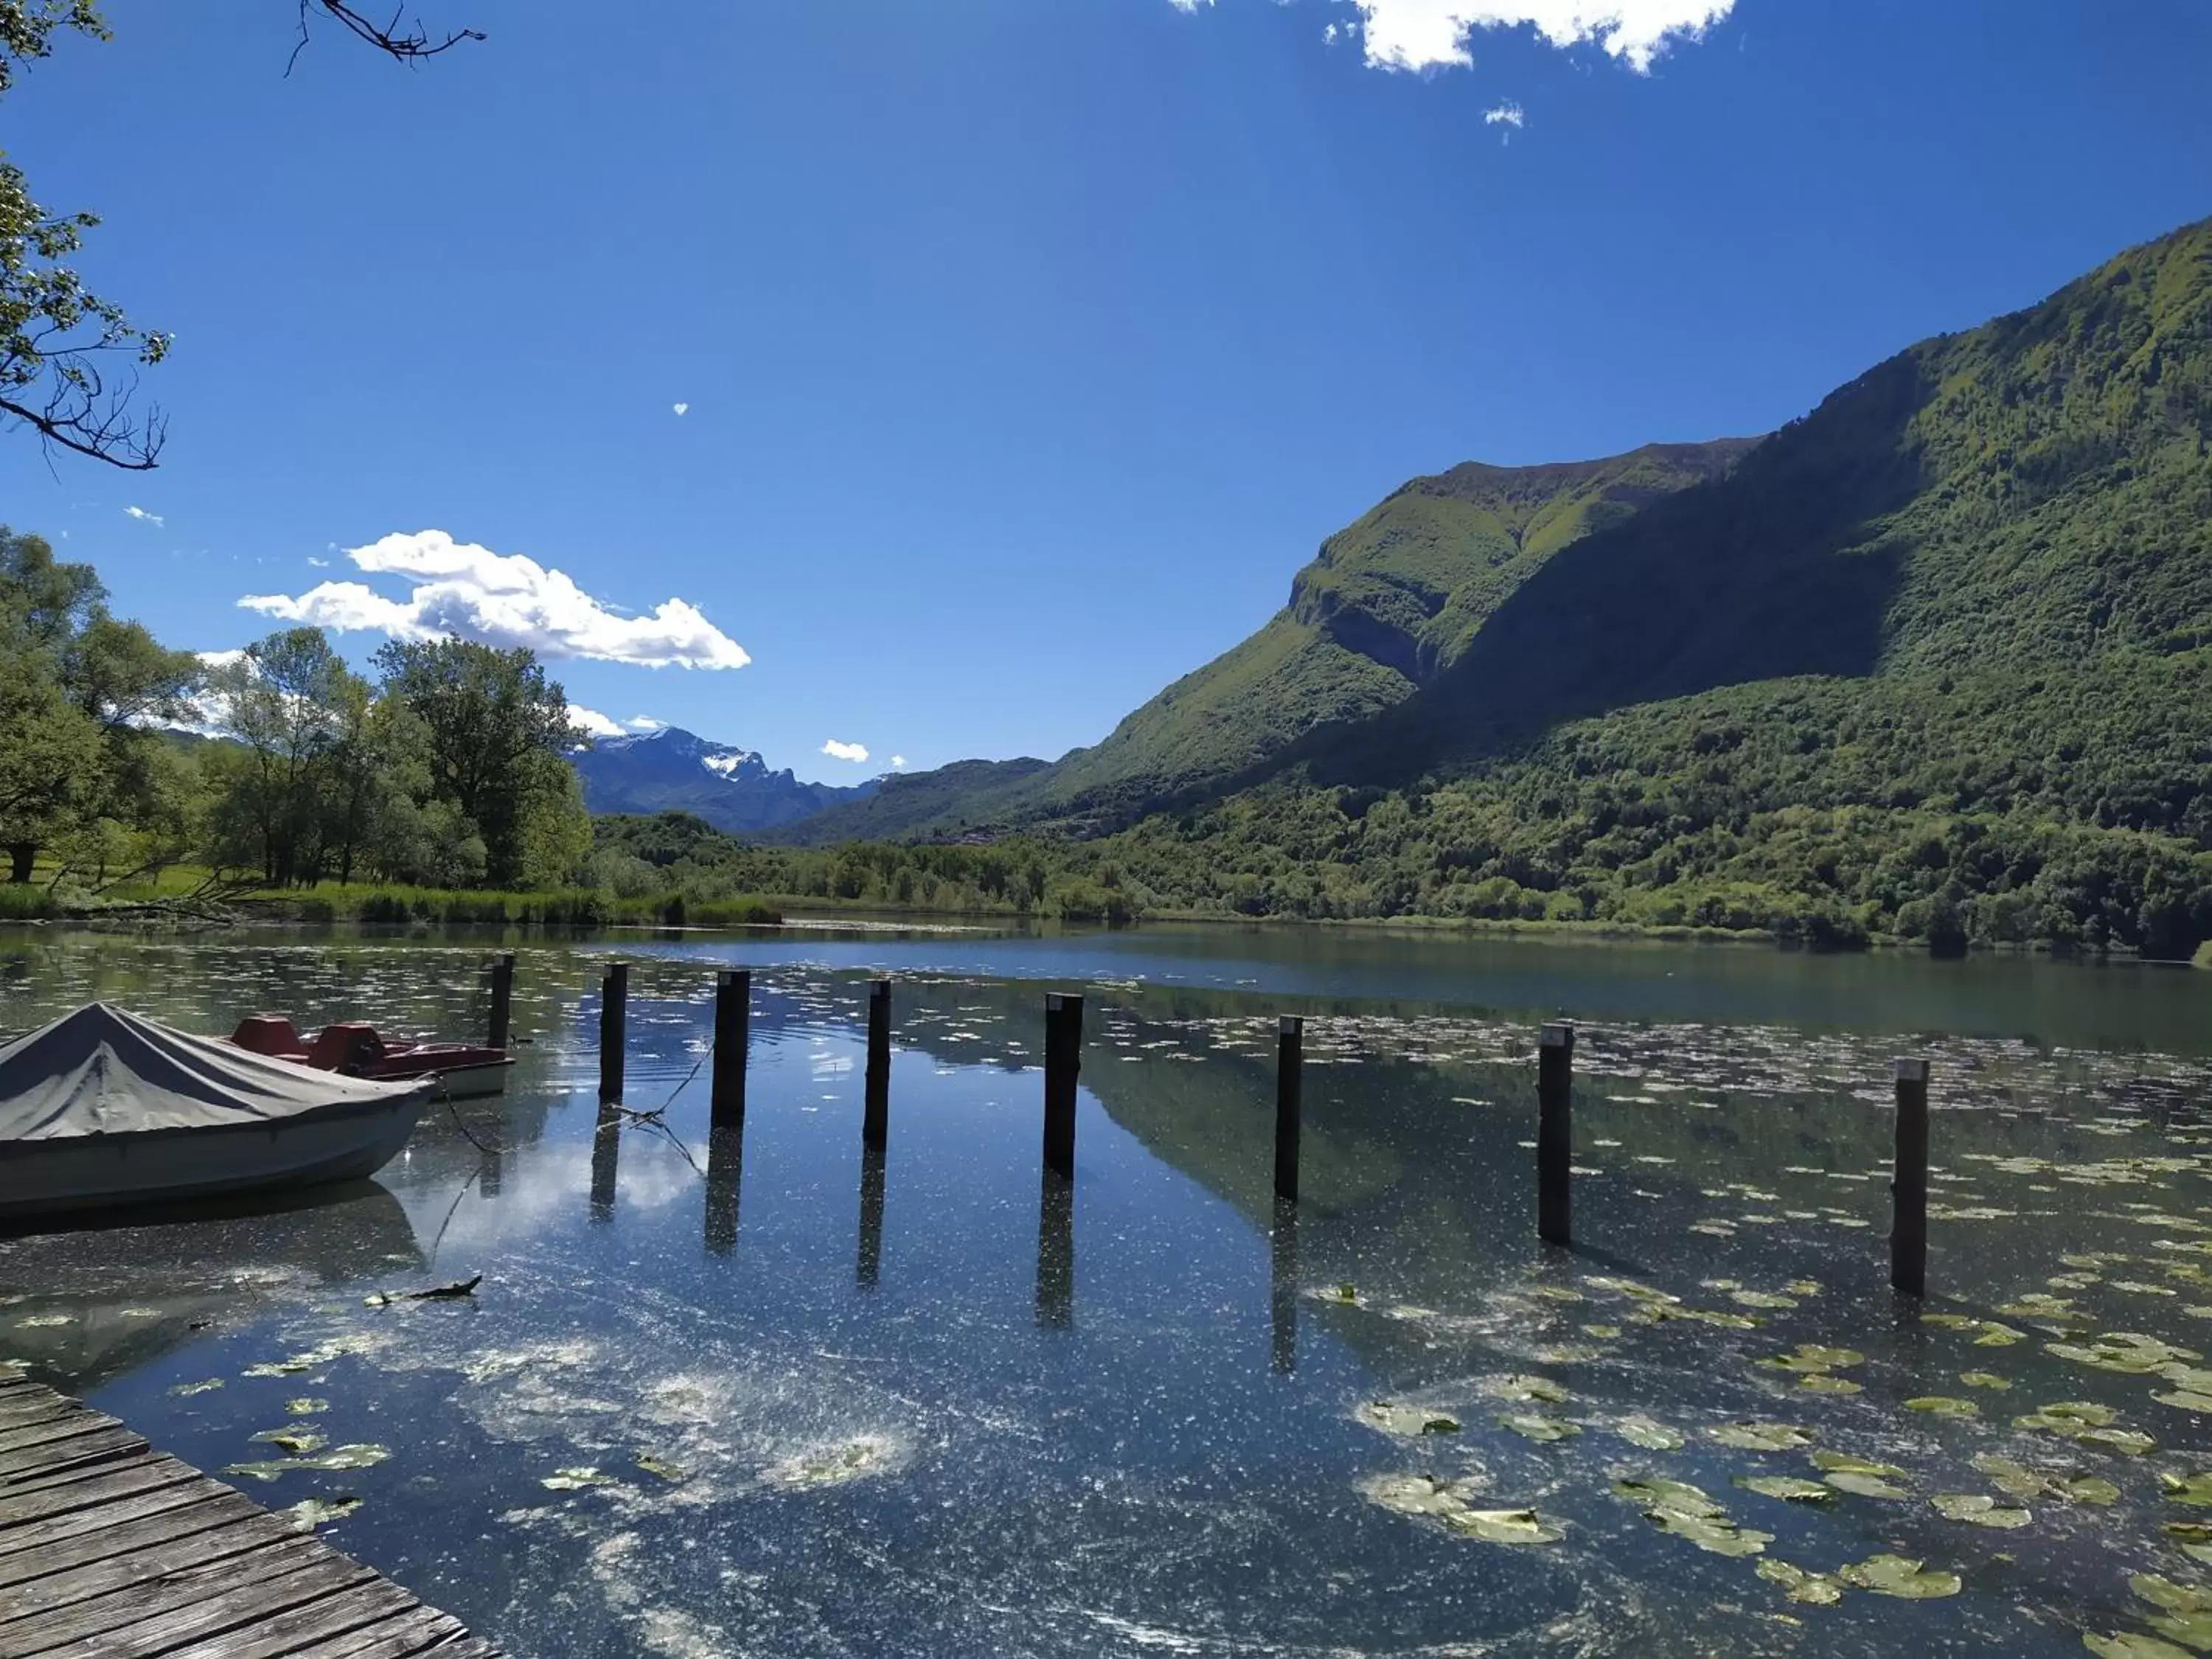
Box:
left=0, top=1004, right=431, bottom=1224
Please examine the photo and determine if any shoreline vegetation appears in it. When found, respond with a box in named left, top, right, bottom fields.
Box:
left=4, top=858, right=2208, bottom=965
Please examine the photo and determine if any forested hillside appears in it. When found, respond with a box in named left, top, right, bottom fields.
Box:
left=782, top=442, right=1749, bottom=842
left=772, top=216, right=2212, bottom=954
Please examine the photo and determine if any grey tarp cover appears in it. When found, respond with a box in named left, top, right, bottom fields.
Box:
left=0, top=1003, right=428, bottom=1142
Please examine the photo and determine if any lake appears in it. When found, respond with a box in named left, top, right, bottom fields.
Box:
left=3, top=921, right=2211, bottom=1658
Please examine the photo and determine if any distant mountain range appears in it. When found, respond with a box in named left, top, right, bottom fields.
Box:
left=572, top=727, right=877, bottom=835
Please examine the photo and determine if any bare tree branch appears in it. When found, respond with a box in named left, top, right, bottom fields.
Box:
left=289, top=0, right=484, bottom=74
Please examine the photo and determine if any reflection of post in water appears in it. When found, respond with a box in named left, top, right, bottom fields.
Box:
left=588, top=1104, right=621, bottom=1225
left=856, top=1143, right=886, bottom=1288
left=479, top=1138, right=503, bottom=1198
left=1036, top=1171, right=1074, bottom=1329
left=1270, top=1197, right=1299, bottom=1375
left=705, top=1126, right=742, bottom=1256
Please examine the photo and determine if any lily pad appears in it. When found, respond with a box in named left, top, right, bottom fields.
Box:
left=2131, top=1576, right=2212, bottom=1616
left=1617, top=1478, right=1770, bottom=1557
left=635, top=1453, right=686, bottom=1481
left=1756, top=1558, right=1843, bottom=1605
left=2017, top=1401, right=2118, bottom=1431
left=1736, top=1475, right=1834, bottom=1503
left=1447, top=1507, right=1568, bottom=1545
left=541, top=1466, right=616, bottom=1491
left=1759, top=1344, right=1864, bottom=1374
left=279, top=1495, right=361, bottom=1531
left=169, top=1379, right=224, bottom=1397
left=1483, top=1374, right=1570, bottom=1405
left=1356, top=1401, right=1463, bottom=1438
left=1960, top=1372, right=2012, bottom=1391
left=2165, top=1473, right=2212, bottom=1507
left=1930, top=1493, right=2031, bottom=1528
left=1798, top=1374, right=1863, bottom=1395
left=282, top=1397, right=330, bottom=1416
left=1709, top=1421, right=1813, bottom=1453
left=249, top=1427, right=327, bottom=1455
left=223, top=1444, right=389, bottom=1481
left=2084, top=1635, right=2194, bottom=1659
left=1498, top=1413, right=1579, bottom=1443
left=1837, top=1554, right=1961, bottom=1599
left=1615, top=1416, right=1685, bottom=1451
left=1904, top=1397, right=1980, bottom=1418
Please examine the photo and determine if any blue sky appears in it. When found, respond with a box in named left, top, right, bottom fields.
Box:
left=4, top=0, right=2210, bottom=780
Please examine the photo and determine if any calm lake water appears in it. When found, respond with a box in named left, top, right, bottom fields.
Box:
left=4, top=921, right=2211, bottom=1658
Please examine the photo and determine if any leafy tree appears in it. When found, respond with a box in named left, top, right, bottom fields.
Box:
left=372, top=638, right=589, bottom=887
left=0, top=526, right=196, bottom=883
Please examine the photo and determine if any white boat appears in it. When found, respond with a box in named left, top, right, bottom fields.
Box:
left=0, top=1004, right=432, bottom=1225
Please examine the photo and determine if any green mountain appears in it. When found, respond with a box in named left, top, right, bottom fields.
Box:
left=761, top=216, right=2212, bottom=954
left=781, top=440, right=1750, bottom=842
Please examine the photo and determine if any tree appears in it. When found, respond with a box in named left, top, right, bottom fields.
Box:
left=0, top=526, right=197, bottom=883
left=372, top=637, right=589, bottom=887
left=0, top=1, right=480, bottom=468
left=203, top=627, right=363, bottom=884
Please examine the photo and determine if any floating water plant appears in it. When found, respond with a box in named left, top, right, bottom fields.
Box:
left=1756, top=1559, right=1842, bottom=1605
left=1360, top=1475, right=1565, bottom=1545
left=542, top=1466, right=616, bottom=1491
left=224, top=1444, right=391, bottom=1482
left=1615, top=1478, right=1771, bottom=1557
left=1356, top=1402, right=1462, bottom=1437
left=1709, top=1421, right=1813, bottom=1453
left=1904, top=1397, right=1980, bottom=1418
left=280, top=1495, right=361, bottom=1531
left=250, top=1427, right=328, bottom=1455
left=1930, top=1493, right=2031, bottom=1528
left=1735, top=1475, right=1833, bottom=1503
left=1836, top=1554, right=1961, bottom=1599
left=282, top=1397, right=330, bottom=1416
left=1615, top=1416, right=1684, bottom=1451
left=1810, top=1451, right=1910, bottom=1499
left=1497, top=1413, right=1578, bottom=1443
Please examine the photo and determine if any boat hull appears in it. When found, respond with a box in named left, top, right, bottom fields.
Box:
left=0, top=1093, right=428, bottom=1225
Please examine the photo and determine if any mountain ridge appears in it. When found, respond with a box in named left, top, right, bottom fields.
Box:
left=573, top=726, right=879, bottom=835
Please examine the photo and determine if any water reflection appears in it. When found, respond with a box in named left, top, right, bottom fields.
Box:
left=855, top=1144, right=886, bottom=1289
left=1034, top=1172, right=1074, bottom=1329
left=1269, top=1197, right=1298, bottom=1375
left=588, top=1104, right=621, bottom=1223
left=703, top=1127, right=741, bottom=1256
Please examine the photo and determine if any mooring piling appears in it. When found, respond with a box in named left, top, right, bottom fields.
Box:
left=1892, top=1057, right=1931, bottom=1296
left=1043, top=992, right=1084, bottom=1179
left=712, top=968, right=750, bottom=1129
left=599, top=962, right=628, bottom=1104
left=1537, top=1021, right=1575, bottom=1246
left=864, top=978, right=892, bottom=1147
left=1275, top=1015, right=1304, bottom=1204
left=487, top=952, right=515, bottom=1051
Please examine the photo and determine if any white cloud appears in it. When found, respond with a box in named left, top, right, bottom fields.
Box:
left=624, top=715, right=667, bottom=732
left=891, top=755, right=907, bottom=769
left=672, top=402, right=689, bottom=416
left=307, top=555, right=330, bottom=568
left=821, top=739, right=869, bottom=764
left=1485, top=99, right=1526, bottom=126
left=124, top=505, right=164, bottom=527
left=239, top=530, right=751, bottom=671
left=568, top=703, right=625, bottom=739
left=1190, top=1, right=1734, bottom=74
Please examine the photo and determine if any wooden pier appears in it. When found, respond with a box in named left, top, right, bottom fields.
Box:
left=0, top=1367, right=504, bottom=1658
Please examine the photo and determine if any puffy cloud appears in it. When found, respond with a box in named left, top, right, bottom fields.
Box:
left=570, top=707, right=670, bottom=740
left=568, top=704, right=625, bottom=739
left=1182, top=1, right=1735, bottom=74
left=1485, top=99, right=1526, bottom=126
left=891, top=755, right=907, bottom=769
left=124, top=505, right=164, bottom=526
left=821, top=739, right=869, bottom=764
left=672, top=402, right=689, bottom=416
left=239, top=530, right=750, bottom=670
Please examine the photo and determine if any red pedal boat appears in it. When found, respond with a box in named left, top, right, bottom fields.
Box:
left=228, top=1016, right=515, bottom=1099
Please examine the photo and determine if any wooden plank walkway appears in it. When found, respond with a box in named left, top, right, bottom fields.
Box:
left=0, top=1366, right=506, bottom=1658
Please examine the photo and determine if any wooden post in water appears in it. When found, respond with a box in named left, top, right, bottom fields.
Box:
left=1892, top=1057, right=1931, bottom=1297
left=1043, top=993, right=1084, bottom=1180
left=1270, top=1197, right=1299, bottom=1375
left=704, top=1127, right=742, bottom=1256
left=863, top=978, right=891, bottom=1147
left=599, top=963, right=627, bottom=1105
left=1537, top=1022, right=1574, bottom=1246
left=487, top=953, right=515, bottom=1051
left=589, top=1104, right=621, bottom=1224
left=712, top=969, right=750, bottom=1129
left=1275, top=1015, right=1304, bottom=1204
left=1037, top=1171, right=1074, bottom=1329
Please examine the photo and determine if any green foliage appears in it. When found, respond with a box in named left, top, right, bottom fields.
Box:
left=0, top=3, right=170, bottom=467
left=773, top=218, right=2212, bottom=957
left=271, top=883, right=778, bottom=929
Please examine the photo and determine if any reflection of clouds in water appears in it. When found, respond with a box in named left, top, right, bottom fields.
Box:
left=390, top=1133, right=701, bottom=1254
